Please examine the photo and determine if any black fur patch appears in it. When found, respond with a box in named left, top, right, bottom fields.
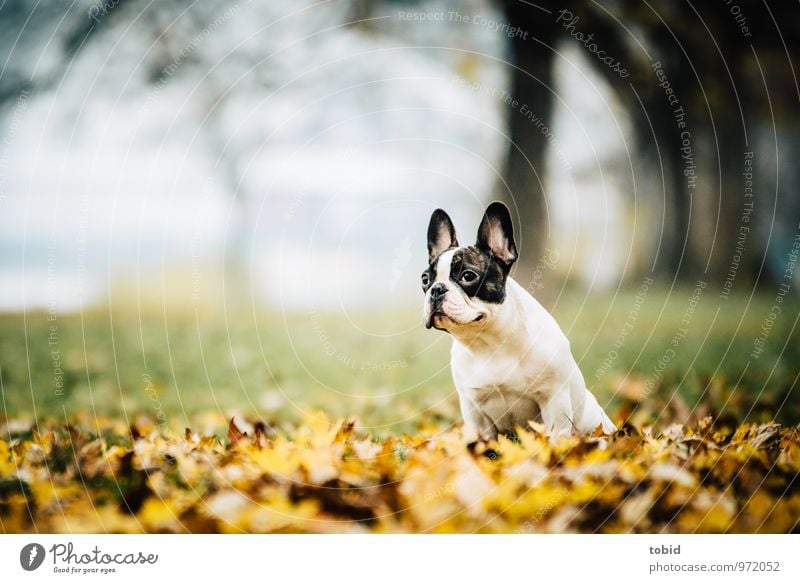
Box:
left=449, top=247, right=507, bottom=303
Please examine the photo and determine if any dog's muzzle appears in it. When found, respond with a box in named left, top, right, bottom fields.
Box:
left=425, top=283, right=448, bottom=329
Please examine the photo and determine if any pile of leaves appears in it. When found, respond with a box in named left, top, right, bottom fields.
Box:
left=1, top=413, right=798, bottom=533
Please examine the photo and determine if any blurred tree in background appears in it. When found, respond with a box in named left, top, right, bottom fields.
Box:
left=499, top=0, right=800, bottom=286
left=1, top=0, right=799, bottom=300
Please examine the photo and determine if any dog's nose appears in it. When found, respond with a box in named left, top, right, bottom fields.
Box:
left=429, top=283, right=447, bottom=302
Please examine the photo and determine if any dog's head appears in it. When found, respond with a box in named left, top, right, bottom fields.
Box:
left=422, top=202, right=517, bottom=333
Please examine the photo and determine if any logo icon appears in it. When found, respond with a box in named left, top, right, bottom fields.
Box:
left=389, top=235, right=411, bottom=291
left=20, top=543, right=46, bottom=571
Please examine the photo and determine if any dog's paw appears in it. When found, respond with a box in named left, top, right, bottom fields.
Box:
left=466, top=440, right=500, bottom=460
left=461, top=423, right=496, bottom=444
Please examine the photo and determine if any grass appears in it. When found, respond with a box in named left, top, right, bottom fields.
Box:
left=0, top=284, right=798, bottom=437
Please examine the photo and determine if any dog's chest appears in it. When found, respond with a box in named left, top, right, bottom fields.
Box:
left=450, top=341, right=555, bottom=402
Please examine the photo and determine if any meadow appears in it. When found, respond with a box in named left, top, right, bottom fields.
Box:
left=1, top=285, right=797, bottom=434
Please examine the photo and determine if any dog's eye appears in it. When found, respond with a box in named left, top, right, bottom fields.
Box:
left=421, top=273, right=430, bottom=287
left=461, top=270, right=479, bottom=283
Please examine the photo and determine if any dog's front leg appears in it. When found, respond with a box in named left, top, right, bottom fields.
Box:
left=458, top=391, right=497, bottom=444
left=539, top=391, right=574, bottom=436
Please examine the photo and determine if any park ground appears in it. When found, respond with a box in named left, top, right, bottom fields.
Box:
left=0, top=286, right=799, bottom=533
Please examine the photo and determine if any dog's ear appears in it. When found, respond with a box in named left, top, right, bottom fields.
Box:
left=427, top=209, right=459, bottom=262
left=476, top=201, right=517, bottom=269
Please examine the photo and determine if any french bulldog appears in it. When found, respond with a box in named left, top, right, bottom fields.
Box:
left=422, top=202, right=616, bottom=442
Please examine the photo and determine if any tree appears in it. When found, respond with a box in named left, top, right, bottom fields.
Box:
left=500, top=0, right=800, bottom=288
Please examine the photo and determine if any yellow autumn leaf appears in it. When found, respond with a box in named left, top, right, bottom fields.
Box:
left=2, top=413, right=798, bottom=534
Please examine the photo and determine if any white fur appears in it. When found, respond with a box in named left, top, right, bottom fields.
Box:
left=425, top=253, right=615, bottom=441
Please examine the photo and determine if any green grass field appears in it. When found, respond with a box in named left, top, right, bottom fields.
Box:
left=1, top=285, right=798, bottom=436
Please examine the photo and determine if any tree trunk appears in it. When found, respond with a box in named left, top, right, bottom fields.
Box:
left=498, top=2, right=558, bottom=294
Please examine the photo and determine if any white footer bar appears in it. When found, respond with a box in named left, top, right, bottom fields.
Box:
left=1, top=534, right=797, bottom=581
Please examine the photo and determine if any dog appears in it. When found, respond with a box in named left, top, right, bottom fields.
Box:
left=422, top=202, right=616, bottom=442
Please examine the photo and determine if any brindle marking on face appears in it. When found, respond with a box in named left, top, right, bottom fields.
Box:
left=421, top=246, right=508, bottom=304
